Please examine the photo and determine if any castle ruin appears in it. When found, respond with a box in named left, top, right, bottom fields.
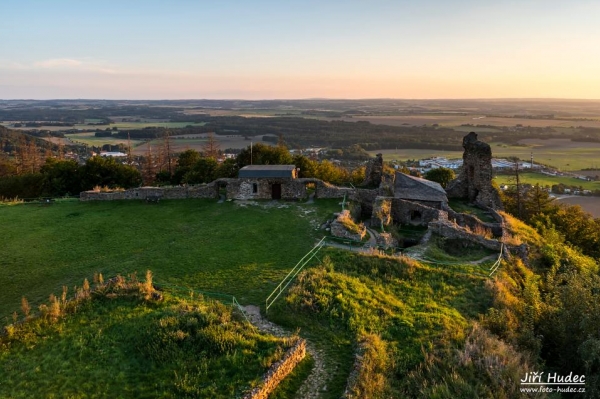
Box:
left=445, top=132, right=503, bottom=210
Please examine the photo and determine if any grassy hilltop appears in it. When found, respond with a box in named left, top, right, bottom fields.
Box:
left=2, top=198, right=600, bottom=398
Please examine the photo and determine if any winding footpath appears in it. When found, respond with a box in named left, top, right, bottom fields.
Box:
left=243, top=305, right=329, bottom=399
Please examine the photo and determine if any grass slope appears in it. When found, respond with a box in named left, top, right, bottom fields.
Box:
left=0, top=199, right=339, bottom=321
left=268, top=249, right=492, bottom=398
left=0, top=290, right=290, bottom=398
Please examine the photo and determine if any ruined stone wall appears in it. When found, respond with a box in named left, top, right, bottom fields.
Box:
left=330, top=210, right=367, bottom=241
left=487, top=207, right=504, bottom=223
left=80, top=184, right=219, bottom=201
left=282, top=180, right=308, bottom=199
left=390, top=198, right=447, bottom=227
left=362, top=153, right=383, bottom=187
left=350, top=188, right=381, bottom=218
left=446, top=209, right=504, bottom=238
left=371, top=197, right=393, bottom=228
left=376, top=232, right=398, bottom=249
left=243, top=339, right=306, bottom=399
left=446, top=132, right=503, bottom=210
left=312, top=179, right=353, bottom=199
left=428, top=219, right=503, bottom=252
left=80, top=177, right=363, bottom=202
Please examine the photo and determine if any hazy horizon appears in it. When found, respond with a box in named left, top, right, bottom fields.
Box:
left=2, top=97, right=600, bottom=101
left=2, top=1, right=599, bottom=100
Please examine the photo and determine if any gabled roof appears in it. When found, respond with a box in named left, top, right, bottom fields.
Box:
left=238, top=165, right=296, bottom=178
left=394, top=172, right=448, bottom=202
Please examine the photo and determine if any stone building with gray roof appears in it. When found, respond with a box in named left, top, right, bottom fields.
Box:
left=394, top=172, right=448, bottom=209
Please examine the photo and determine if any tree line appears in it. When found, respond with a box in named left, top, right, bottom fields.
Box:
left=0, top=139, right=366, bottom=199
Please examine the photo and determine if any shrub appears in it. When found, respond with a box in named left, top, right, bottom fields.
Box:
left=405, top=323, right=546, bottom=398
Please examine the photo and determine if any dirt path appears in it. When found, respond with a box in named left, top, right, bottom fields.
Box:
left=243, top=305, right=329, bottom=398
left=365, top=227, right=379, bottom=247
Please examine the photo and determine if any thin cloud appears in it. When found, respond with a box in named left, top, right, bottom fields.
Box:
left=17, top=58, right=118, bottom=74
left=34, top=58, right=83, bottom=68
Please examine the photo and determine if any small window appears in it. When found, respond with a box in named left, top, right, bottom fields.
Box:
left=410, top=210, right=422, bottom=223
left=252, top=183, right=258, bottom=193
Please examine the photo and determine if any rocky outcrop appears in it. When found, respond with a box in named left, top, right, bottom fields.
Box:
left=446, top=132, right=503, bottom=210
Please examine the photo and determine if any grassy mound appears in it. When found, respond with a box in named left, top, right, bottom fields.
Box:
left=0, top=277, right=292, bottom=398
left=269, top=249, right=492, bottom=398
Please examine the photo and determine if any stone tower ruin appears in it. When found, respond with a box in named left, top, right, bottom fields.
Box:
left=446, top=132, right=503, bottom=210
left=362, top=153, right=384, bottom=187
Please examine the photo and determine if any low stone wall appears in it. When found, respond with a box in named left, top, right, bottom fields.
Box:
left=79, top=178, right=378, bottom=203
left=331, top=210, right=367, bottom=241
left=487, top=207, right=504, bottom=224
left=428, top=219, right=503, bottom=252
left=312, top=179, right=353, bottom=199
left=243, top=339, right=306, bottom=399
left=80, top=184, right=219, bottom=201
left=447, top=209, right=503, bottom=238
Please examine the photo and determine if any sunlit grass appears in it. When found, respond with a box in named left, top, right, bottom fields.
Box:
left=0, top=199, right=339, bottom=322
left=0, top=289, right=290, bottom=398
left=268, top=248, right=492, bottom=397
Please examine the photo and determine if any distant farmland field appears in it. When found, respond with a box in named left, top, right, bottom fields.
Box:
left=339, top=115, right=600, bottom=129
left=556, top=196, right=600, bottom=217
left=493, top=172, right=600, bottom=191
left=371, top=139, right=600, bottom=171
left=41, top=131, right=273, bottom=152
left=132, top=134, right=273, bottom=155
left=64, top=132, right=145, bottom=147
left=0, top=121, right=205, bottom=132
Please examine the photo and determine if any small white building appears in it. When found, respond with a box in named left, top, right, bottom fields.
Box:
left=100, top=151, right=127, bottom=157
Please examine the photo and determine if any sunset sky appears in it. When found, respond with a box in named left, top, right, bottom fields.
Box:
left=1, top=0, right=599, bottom=99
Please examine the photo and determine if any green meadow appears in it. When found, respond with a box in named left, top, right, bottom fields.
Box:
left=0, top=199, right=339, bottom=322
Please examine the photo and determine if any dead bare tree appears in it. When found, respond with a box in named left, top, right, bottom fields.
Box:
left=202, top=132, right=220, bottom=159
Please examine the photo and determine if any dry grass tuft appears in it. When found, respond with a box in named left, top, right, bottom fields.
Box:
left=0, top=197, right=24, bottom=205
left=337, top=212, right=365, bottom=235
left=503, top=233, right=523, bottom=246
left=91, top=185, right=125, bottom=193
left=465, top=224, right=493, bottom=239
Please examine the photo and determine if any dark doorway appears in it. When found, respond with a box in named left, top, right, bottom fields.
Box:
left=410, top=210, right=422, bottom=224
left=271, top=183, right=281, bottom=199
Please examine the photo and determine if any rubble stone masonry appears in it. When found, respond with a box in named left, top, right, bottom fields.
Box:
left=446, top=132, right=503, bottom=209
